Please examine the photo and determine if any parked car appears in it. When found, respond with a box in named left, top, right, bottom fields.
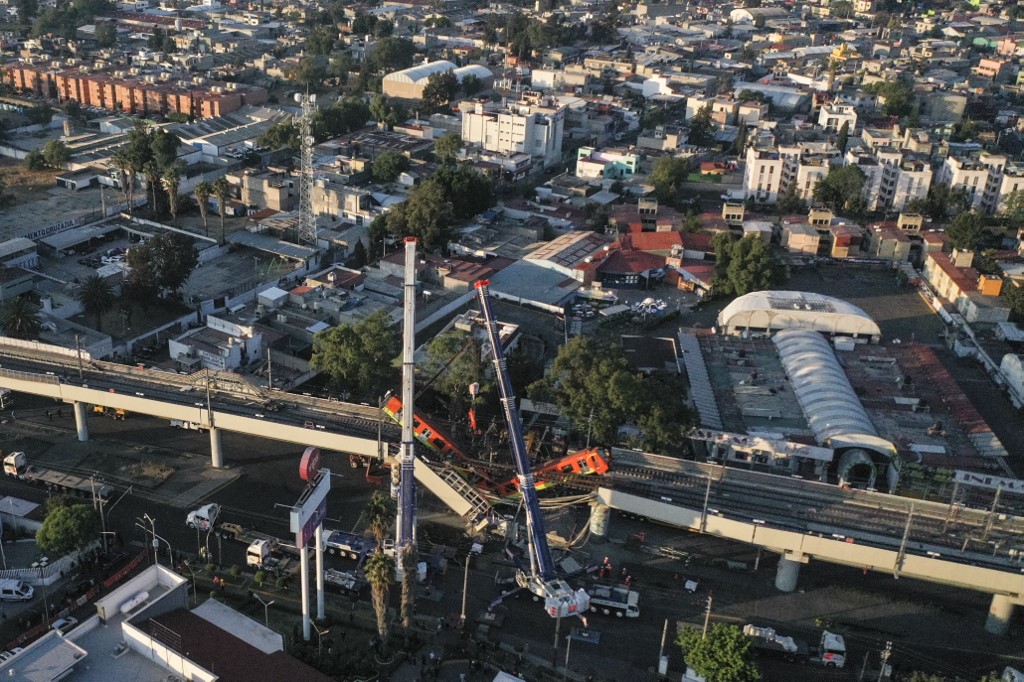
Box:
left=51, top=617, right=79, bottom=636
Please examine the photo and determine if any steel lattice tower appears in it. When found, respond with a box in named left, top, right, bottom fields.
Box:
left=295, top=92, right=318, bottom=248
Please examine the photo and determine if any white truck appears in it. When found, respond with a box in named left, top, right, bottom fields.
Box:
left=744, top=624, right=846, bottom=668
left=170, top=420, right=206, bottom=431
left=0, top=579, right=33, bottom=601
left=247, top=539, right=294, bottom=575
left=586, top=584, right=640, bottom=618
left=185, top=503, right=220, bottom=532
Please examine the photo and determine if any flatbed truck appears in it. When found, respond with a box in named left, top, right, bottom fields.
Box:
left=743, top=624, right=847, bottom=668
left=3, top=452, right=112, bottom=499
left=324, top=568, right=367, bottom=596
left=586, top=583, right=639, bottom=618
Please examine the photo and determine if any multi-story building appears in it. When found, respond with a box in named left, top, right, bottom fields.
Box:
left=744, top=147, right=785, bottom=203
left=937, top=152, right=1008, bottom=213
left=846, top=147, right=932, bottom=211
left=817, top=101, right=858, bottom=131
left=744, top=143, right=843, bottom=203
left=461, top=94, right=566, bottom=168
left=1, top=61, right=266, bottom=118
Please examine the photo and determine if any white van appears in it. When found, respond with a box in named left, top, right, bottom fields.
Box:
left=0, top=580, right=33, bottom=601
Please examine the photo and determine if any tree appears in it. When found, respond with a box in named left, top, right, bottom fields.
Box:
left=433, top=163, right=494, bottom=220
left=42, top=139, right=70, bottom=167
left=461, top=74, right=482, bottom=96
left=400, top=544, right=416, bottom=630
left=1004, top=281, right=1024, bottom=324
left=999, top=189, right=1024, bottom=227
left=25, top=104, right=53, bottom=126
left=257, top=122, right=299, bottom=150
left=905, top=183, right=969, bottom=223
left=364, top=550, right=395, bottom=642
left=76, top=274, right=115, bottom=331
left=62, top=99, right=82, bottom=120
left=352, top=239, right=368, bottom=268
left=386, top=178, right=454, bottom=249
left=776, top=184, right=806, bottom=214
left=836, top=120, right=850, bottom=154
left=688, top=103, right=713, bottom=146
left=676, top=623, right=760, bottom=682
left=423, top=330, right=487, bottom=419
left=25, top=149, right=45, bottom=171
left=194, top=181, right=213, bottom=236
left=161, top=164, right=182, bottom=225
left=434, top=132, right=462, bottom=164
left=95, top=22, right=117, bottom=47
left=712, top=233, right=784, bottom=297
left=421, top=70, right=459, bottom=113
left=649, top=156, right=691, bottom=207
left=369, top=94, right=403, bottom=130
left=372, top=150, right=410, bottom=183
left=367, top=37, right=415, bottom=74
left=150, top=128, right=181, bottom=169
left=528, top=337, right=647, bottom=444
left=734, top=124, right=748, bottom=155
left=142, top=159, right=162, bottom=216
left=36, top=496, right=100, bottom=557
left=212, top=177, right=232, bottom=245
left=865, top=80, right=915, bottom=117
left=289, top=56, right=327, bottom=88
left=311, top=309, right=401, bottom=399
left=813, top=165, right=866, bottom=214
left=151, top=232, right=199, bottom=295
left=307, top=25, right=336, bottom=56
left=0, top=177, right=13, bottom=210
left=681, top=212, right=702, bottom=233
left=364, top=491, right=395, bottom=549
left=946, top=210, right=984, bottom=251
left=0, top=295, right=42, bottom=340
left=125, top=243, right=159, bottom=301
left=15, top=0, right=38, bottom=26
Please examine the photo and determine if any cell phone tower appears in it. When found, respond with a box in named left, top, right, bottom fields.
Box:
left=294, top=92, right=318, bottom=249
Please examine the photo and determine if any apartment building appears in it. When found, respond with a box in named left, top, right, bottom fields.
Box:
left=462, top=94, right=566, bottom=168
left=1, top=61, right=266, bottom=118
left=937, top=152, right=1012, bottom=214
left=744, top=143, right=843, bottom=203
left=846, top=147, right=931, bottom=211
left=817, top=101, right=857, bottom=131
left=686, top=95, right=768, bottom=126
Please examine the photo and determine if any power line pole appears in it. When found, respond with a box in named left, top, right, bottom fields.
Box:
left=294, top=91, right=318, bottom=249
left=876, top=641, right=892, bottom=682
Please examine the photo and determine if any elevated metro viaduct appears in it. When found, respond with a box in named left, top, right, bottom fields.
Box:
left=589, top=488, right=1024, bottom=636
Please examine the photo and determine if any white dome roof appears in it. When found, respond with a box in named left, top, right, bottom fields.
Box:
left=383, top=60, right=456, bottom=85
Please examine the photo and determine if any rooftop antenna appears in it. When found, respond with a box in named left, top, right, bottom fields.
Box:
left=294, top=90, right=318, bottom=248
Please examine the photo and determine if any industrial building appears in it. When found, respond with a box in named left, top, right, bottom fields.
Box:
left=716, top=291, right=882, bottom=343
left=382, top=60, right=493, bottom=99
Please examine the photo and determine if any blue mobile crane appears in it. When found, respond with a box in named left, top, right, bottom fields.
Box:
left=474, top=280, right=591, bottom=619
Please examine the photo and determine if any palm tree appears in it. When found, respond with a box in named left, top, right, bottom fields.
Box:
left=211, top=177, right=231, bottom=245
left=111, top=150, right=133, bottom=215
left=364, top=550, right=395, bottom=644
left=400, top=544, right=417, bottom=629
left=364, top=491, right=395, bottom=549
left=194, top=180, right=213, bottom=236
left=0, top=296, right=42, bottom=340
left=143, top=160, right=162, bottom=217
left=76, top=274, right=115, bottom=332
left=161, top=164, right=182, bottom=226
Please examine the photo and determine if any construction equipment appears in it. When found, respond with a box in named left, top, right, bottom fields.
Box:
left=474, top=279, right=590, bottom=619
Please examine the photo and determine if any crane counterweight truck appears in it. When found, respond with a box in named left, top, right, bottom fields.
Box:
left=474, top=280, right=590, bottom=620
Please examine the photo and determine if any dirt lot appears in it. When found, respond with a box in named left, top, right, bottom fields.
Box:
left=0, top=157, right=57, bottom=205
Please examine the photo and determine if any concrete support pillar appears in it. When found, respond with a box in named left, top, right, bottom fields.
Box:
left=73, top=401, right=88, bottom=442
left=300, top=543, right=311, bottom=641
left=775, top=556, right=802, bottom=592
left=985, top=594, right=1017, bottom=636
left=315, top=524, right=325, bottom=621
left=590, top=502, right=611, bottom=538
left=209, top=426, right=223, bottom=469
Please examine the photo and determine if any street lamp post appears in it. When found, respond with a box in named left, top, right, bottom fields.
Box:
left=459, top=552, right=471, bottom=627
left=143, top=514, right=157, bottom=565
left=254, top=593, right=275, bottom=628
left=562, top=634, right=573, bottom=682
left=180, top=561, right=198, bottom=605
left=97, top=485, right=133, bottom=554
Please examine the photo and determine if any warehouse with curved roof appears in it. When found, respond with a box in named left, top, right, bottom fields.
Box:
left=773, top=329, right=896, bottom=489
left=717, top=290, right=881, bottom=342
left=382, top=61, right=493, bottom=99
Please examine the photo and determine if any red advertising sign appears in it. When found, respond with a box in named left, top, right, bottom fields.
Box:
left=299, top=446, right=321, bottom=482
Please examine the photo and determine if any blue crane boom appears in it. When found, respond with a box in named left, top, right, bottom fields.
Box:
left=474, top=280, right=590, bottom=619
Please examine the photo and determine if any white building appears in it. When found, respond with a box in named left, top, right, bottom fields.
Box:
left=744, top=142, right=841, bottom=203
left=846, top=147, right=931, bottom=211
left=937, top=152, right=1011, bottom=214
left=0, top=237, right=39, bottom=269
left=818, top=102, right=858, bottom=131
left=168, top=313, right=264, bottom=371
left=461, top=94, right=566, bottom=168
